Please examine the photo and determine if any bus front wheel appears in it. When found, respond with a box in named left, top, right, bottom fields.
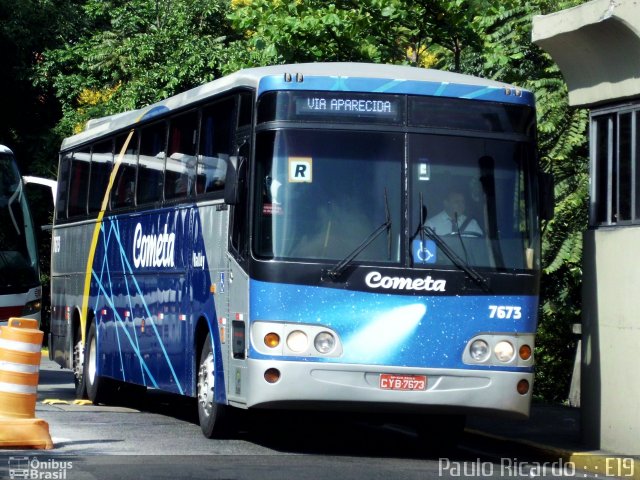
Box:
left=84, top=322, right=113, bottom=405
left=197, top=333, right=230, bottom=438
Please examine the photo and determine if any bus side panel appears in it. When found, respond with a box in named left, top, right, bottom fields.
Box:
left=87, top=205, right=229, bottom=399
left=226, top=257, right=249, bottom=406
left=49, top=272, right=69, bottom=369
left=50, top=222, right=95, bottom=370
left=197, top=203, right=231, bottom=405
left=90, top=210, right=192, bottom=394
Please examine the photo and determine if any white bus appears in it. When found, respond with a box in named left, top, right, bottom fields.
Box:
left=0, top=145, right=42, bottom=326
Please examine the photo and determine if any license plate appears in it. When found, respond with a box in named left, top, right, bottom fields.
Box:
left=379, top=374, right=427, bottom=391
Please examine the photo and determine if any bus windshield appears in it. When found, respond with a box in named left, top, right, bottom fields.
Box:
left=0, top=153, right=39, bottom=291
left=253, top=129, right=403, bottom=263
left=253, top=130, right=537, bottom=271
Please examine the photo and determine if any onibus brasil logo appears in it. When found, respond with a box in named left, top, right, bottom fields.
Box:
left=8, top=457, right=72, bottom=480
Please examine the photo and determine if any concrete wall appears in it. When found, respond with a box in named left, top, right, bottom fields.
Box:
left=582, top=227, right=640, bottom=453
left=532, top=0, right=640, bottom=107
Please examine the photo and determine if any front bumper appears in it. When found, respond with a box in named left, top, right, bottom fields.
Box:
left=243, top=359, right=533, bottom=419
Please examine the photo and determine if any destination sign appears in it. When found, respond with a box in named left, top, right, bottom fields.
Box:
left=257, top=91, right=404, bottom=124
left=295, top=94, right=401, bottom=120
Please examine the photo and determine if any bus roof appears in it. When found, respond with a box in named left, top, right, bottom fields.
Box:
left=62, top=62, right=532, bottom=151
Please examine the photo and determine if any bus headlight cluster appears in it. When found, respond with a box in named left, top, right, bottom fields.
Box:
left=252, top=321, right=342, bottom=357
left=463, top=334, right=534, bottom=367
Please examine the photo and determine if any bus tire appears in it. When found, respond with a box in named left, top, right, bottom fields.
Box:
left=84, top=322, right=113, bottom=405
left=197, top=333, right=229, bottom=438
left=73, top=328, right=88, bottom=399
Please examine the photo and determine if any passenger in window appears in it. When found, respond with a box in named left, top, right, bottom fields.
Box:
left=426, top=189, right=483, bottom=236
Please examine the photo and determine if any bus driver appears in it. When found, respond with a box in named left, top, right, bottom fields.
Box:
left=426, top=189, right=483, bottom=236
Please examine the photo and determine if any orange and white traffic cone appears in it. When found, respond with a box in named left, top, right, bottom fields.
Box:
left=0, top=317, right=53, bottom=449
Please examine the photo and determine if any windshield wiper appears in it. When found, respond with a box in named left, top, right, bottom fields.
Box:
left=416, top=193, right=489, bottom=292
left=419, top=224, right=490, bottom=292
left=325, top=189, right=391, bottom=281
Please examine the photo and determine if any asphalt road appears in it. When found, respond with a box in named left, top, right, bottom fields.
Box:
left=0, top=357, right=596, bottom=480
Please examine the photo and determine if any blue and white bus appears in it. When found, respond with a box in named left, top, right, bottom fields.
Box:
left=0, top=145, right=42, bottom=326
left=49, top=63, right=551, bottom=441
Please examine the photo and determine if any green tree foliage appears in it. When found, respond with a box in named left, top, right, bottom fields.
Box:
left=0, top=0, right=83, bottom=174
left=36, top=0, right=234, bottom=136
left=226, top=0, right=409, bottom=67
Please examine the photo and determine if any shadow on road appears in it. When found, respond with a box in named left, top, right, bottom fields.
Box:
left=133, top=391, right=469, bottom=460
left=38, top=359, right=471, bottom=461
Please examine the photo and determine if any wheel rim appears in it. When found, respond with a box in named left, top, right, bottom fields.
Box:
left=88, top=336, right=97, bottom=385
left=73, top=339, right=84, bottom=383
left=197, top=351, right=214, bottom=417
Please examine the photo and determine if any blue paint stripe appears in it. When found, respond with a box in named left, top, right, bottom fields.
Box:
left=434, top=82, right=449, bottom=96
left=372, top=80, right=403, bottom=93
left=258, top=76, right=534, bottom=106
left=462, top=87, right=498, bottom=99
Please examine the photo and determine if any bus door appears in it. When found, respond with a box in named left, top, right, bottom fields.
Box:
left=225, top=126, right=251, bottom=406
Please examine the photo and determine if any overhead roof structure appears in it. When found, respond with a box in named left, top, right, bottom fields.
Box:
left=532, top=0, right=640, bottom=107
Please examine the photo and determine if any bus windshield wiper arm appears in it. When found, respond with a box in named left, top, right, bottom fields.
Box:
left=420, top=225, right=490, bottom=292
left=326, top=189, right=391, bottom=281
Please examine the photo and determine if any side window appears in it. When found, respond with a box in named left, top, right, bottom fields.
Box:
left=88, top=140, right=113, bottom=214
left=111, top=132, right=139, bottom=210
left=137, top=122, right=166, bottom=206
left=166, top=112, right=198, bottom=201
left=55, top=153, right=72, bottom=221
left=197, top=97, right=236, bottom=195
left=67, top=148, right=91, bottom=218
left=238, top=91, right=253, bottom=128
left=231, top=140, right=250, bottom=257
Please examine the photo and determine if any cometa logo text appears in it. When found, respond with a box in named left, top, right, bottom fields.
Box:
left=132, top=223, right=176, bottom=268
left=365, top=271, right=446, bottom=292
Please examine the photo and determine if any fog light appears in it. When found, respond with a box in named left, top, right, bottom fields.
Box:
left=517, top=379, right=530, bottom=395
left=286, top=330, right=308, bottom=353
left=519, top=344, right=532, bottom=361
left=264, top=368, right=280, bottom=384
left=314, top=332, right=335, bottom=354
left=264, top=332, right=280, bottom=348
left=494, top=341, right=515, bottom=362
left=469, top=339, right=490, bottom=362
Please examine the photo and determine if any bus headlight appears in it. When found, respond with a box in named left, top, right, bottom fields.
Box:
left=314, top=332, right=336, bottom=354
left=22, top=300, right=42, bottom=316
left=469, top=339, right=490, bottom=362
left=494, top=341, right=515, bottom=362
left=286, top=330, right=308, bottom=353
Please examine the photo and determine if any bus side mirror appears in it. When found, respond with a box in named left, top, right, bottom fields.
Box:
left=224, top=156, right=241, bottom=205
left=538, top=171, right=555, bottom=221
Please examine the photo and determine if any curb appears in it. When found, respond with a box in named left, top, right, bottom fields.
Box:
left=464, top=428, right=640, bottom=479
